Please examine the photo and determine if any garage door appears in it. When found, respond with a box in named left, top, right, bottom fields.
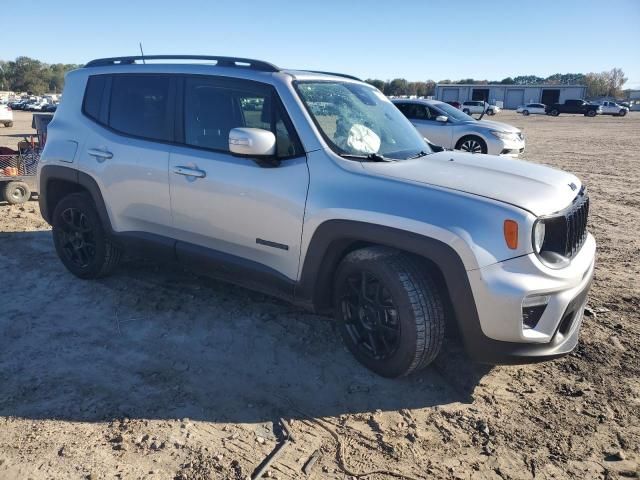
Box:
left=442, top=88, right=459, bottom=102
left=505, top=89, right=525, bottom=109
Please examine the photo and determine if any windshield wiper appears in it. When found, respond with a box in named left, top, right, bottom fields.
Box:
left=406, top=150, right=430, bottom=160
left=340, top=153, right=395, bottom=162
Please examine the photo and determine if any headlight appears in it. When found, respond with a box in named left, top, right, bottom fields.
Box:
left=533, top=220, right=546, bottom=253
left=490, top=130, right=515, bottom=140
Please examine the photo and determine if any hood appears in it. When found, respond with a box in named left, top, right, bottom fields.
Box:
left=363, top=151, right=581, bottom=216
left=458, top=118, right=520, bottom=132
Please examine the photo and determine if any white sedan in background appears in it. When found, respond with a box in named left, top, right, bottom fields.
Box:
left=516, top=103, right=546, bottom=115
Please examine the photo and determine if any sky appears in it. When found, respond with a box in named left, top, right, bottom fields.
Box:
left=7, top=0, right=640, bottom=88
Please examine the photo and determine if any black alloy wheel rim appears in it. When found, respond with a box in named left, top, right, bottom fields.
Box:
left=58, top=207, right=96, bottom=268
left=340, top=271, right=401, bottom=360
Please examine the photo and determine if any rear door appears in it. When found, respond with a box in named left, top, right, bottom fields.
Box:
left=79, top=74, right=174, bottom=235
left=168, top=75, right=308, bottom=281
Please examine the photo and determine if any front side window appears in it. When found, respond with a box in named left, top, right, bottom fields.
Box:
left=184, top=78, right=300, bottom=158
left=432, top=102, right=474, bottom=122
left=295, top=81, right=429, bottom=160
left=109, top=75, right=172, bottom=141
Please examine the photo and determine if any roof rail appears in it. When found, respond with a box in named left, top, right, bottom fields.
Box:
left=305, top=70, right=362, bottom=81
left=84, top=55, right=279, bottom=72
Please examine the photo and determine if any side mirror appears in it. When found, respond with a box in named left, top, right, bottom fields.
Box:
left=229, top=127, right=276, bottom=157
left=435, top=115, right=448, bottom=123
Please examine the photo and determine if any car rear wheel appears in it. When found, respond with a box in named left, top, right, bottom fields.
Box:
left=456, top=136, right=487, bottom=154
left=3, top=121, right=13, bottom=127
left=586, top=110, right=596, bottom=117
left=487, top=109, right=495, bottom=115
left=462, top=108, right=470, bottom=114
left=2, top=181, right=31, bottom=205
left=522, top=110, right=530, bottom=116
left=52, top=192, right=122, bottom=279
left=550, top=109, right=560, bottom=116
left=333, top=247, right=445, bottom=378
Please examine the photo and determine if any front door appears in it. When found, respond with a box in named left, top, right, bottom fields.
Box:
left=397, top=103, right=452, bottom=149
left=168, top=76, right=308, bottom=282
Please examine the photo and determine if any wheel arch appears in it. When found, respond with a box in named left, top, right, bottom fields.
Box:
left=39, top=165, right=113, bottom=234
left=295, top=220, right=479, bottom=337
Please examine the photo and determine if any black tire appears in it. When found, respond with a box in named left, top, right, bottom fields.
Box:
left=462, top=108, right=470, bottom=114
left=3, top=121, right=13, bottom=128
left=618, top=109, right=627, bottom=117
left=522, top=110, right=530, bottom=116
left=52, top=192, right=122, bottom=279
left=2, top=181, right=31, bottom=205
left=455, top=135, right=488, bottom=154
left=586, top=110, right=596, bottom=117
left=333, top=246, right=445, bottom=378
left=487, top=109, right=495, bottom=115
left=550, top=109, right=560, bottom=116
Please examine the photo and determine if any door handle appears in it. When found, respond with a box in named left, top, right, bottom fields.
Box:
left=173, top=166, right=206, bottom=178
left=88, top=148, right=113, bottom=160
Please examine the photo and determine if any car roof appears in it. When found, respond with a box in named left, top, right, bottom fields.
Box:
left=390, top=98, right=444, bottom=106
left=80, top=56, right=363, bottom=85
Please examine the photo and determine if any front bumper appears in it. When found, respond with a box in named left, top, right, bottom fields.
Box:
left=461, top=233, right=595, bottom=364
left=486, top=135, right=525, bottom=157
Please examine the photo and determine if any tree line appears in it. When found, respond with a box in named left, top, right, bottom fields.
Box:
left=366, top=68, right=628, bottom=99
left=0, top=57, right=80, bottom=95
left=0, top=56, right=629, bottom=99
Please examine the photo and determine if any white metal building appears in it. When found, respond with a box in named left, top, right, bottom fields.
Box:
left=435, top=84, right=587, bottom=109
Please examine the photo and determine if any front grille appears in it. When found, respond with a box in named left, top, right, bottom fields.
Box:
left=541, top=189, right=589, bottom=259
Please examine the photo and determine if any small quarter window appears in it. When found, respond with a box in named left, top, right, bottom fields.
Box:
left=83, top=75, right=107, bottom=122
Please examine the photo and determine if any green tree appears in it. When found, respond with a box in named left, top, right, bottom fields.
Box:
left=386, top=78, right=408, bottom=96
left=365, top=78, right=385, bottom=92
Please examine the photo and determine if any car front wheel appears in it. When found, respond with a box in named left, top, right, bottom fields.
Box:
left=586, top=110, right=596, bottom=117
left=522, top=110, right=530, bottom=116
left=618, top=109, right=627, bottom=117
left=456, top=136, right=487, bottom=154
left=334, top=247, right=445, bottom=378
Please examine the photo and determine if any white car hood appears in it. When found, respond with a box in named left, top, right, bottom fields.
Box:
left=363, top=151, right=581, bottom=216
left=459, top=118, right=520, bottom=133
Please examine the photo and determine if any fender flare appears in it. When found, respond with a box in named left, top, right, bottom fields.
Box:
left=39, top=165, right=113, bottom=234
left=295, top=219, right=481, bottom=336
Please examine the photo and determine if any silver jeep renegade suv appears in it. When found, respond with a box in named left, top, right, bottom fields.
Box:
left=38, top=55, right=596, bottom=378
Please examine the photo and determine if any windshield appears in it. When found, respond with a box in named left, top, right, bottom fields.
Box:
left=432, top=102, right=475, bottom=122
left=294, top=81, right=430, bottom=160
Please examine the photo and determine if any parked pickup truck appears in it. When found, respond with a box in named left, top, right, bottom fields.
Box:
left=546, top=100, right=602, bottom=117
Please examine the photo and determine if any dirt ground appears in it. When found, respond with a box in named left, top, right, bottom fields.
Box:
left=0, top=110, right=638, bottom=480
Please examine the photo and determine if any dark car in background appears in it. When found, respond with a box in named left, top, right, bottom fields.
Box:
left=546, top=99, right=602, bottom=117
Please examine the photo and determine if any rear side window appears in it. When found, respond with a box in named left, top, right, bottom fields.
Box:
left=109, top=75, right=172, bottom=142
left=183, top=77, right=301, bottom=158
left=83, top=75, right=107, bottom=121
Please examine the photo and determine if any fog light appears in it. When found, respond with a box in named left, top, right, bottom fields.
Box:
left=522, top=295, right=550, bottom=329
